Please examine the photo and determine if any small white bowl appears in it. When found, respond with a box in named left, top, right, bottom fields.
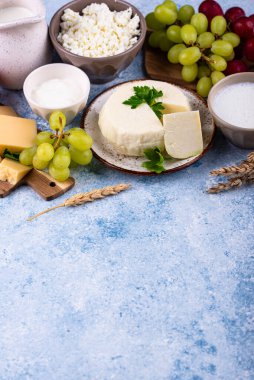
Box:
left=23, top=63, right=90, bottom=124
left=208, top=72, right=254, bottom=149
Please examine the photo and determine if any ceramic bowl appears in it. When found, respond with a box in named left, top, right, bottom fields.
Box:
left=49, top=0, right=146, bottom=84
left=23, top=63, right=90, bottom=124
left=208, top=72, right=254, bottom=149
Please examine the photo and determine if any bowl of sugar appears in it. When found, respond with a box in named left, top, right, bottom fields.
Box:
left=23, top=63, right=90, bottom=124
left=208, top=72, right=254, bottom=149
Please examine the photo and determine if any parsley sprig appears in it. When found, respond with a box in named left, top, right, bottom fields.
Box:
left=142, top=147, right=166, bottom=174
left=3, top=149, right=20, bottom=161
left=123, top=86, right=165, bottom=119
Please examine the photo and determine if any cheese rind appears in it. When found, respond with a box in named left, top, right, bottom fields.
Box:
left=163, top=111, right=203, bottom=159
left=0, top=158, right=32, bottom=185
left=98, top=80, right=190, bottom=157
left=0, top=115, right=36, bottom=155
left=0, top=106, right=17, bottom=117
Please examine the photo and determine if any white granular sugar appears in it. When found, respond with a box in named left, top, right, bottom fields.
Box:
left=57, top=3, right=140, bottom=58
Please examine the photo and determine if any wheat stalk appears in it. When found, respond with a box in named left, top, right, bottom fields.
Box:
left=208, top=172, right=254, bottom=194
left=28, top=183, right=131, bottom=221
left=210, top=162, right=254, bottom=176
left=208, top=151, right=254, bottom=193
left=247, top=152, right=254, bottom=163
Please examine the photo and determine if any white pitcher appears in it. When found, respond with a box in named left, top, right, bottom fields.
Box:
left=0, top=0, right=52, bottom=90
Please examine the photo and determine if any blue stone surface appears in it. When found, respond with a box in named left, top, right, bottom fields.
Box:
left=0, top=0, right=253, bottom=379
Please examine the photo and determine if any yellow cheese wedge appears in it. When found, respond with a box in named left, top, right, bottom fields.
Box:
left=0, top=158, right=32, bottom=185
left=0, top=115, right=36, bottom=156
left=0, top=106, right=17, bottom=117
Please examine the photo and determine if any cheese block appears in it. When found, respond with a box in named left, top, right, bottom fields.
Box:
left=98, top=80, right=191, bottom=157
left=0, top=158, right=32, bottom=185
left=163, top=111, right=203, bottom=159
left=0, top=115, right=36, bottom=156
left=0, top=106, right=17, bottom=117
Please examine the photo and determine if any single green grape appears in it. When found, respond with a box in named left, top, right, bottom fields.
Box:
left=225, top=50, right=235, bottom=61
left=68, top=127, right=87, bottom=134
left=68, top=130, right=93, bottom=151
left=163, top=0, right=178, bottom=13
left=154, top=5, right=177, bottom=25
left=197, top=64, right=211, bottom=79
left=69, top=146, right=93, bottom=166
left=35, top=131, right=55, bottom=146
left=36, top=142, right=55, bottom=161
left=210, top=16, right=227, bottom=36
left=159, top=35, right=173, bottom=51
left=181, top=24, right=197, bottom=45
left=196, top=77, right=212, bottom=97
left=52, top=146, right=71, bottom=169
left=148, top=30, right=166, bottom=48
left=167, top=44, right=186, bottom=63
left=209, top=54, right=227, bottom=72
left=190, top=13, right=208, bottom=35
left=49, top=111, right=66, bottom=131
left=211, top=40, right=233, bottom=57
left=19, top=146, right=37, bottom=166
left=179, top=46, right=201, bottom=66
left=197, top=32, right=215, bottom=49
left=211, top=71, right=225, bottom=85
left=181, top=63, right=198, bottom=82
left=178, top=5, right=194, bottom=25
left=145, top=12, right=165, bottom=30
left=32, top=154, right=49, bottom=170
left=222, top=32, right=240, bottom=48
left=49, top=162, right=70, bottom=182
left=166, top=25, right=183, bottom=43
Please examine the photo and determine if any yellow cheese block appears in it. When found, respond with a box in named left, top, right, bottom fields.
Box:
left=0, top=106, right=17, bottom=117
left=0, top=158, right=32, bottom=185
left=0, top=115, right=36, bottom=155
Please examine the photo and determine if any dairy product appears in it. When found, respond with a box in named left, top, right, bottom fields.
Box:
left=57, top=4, right=140, bottom=58
left=163, top=111, right=203, bottom=159
left=0, top=7, right=34, bottom=24
left=0, top=106, right=17, bottom=117
left=32, top=78, right=82, bottom=108
left=0, top=158, right=31, bottom=185
left=212, top=82, right=254, bottom=129
left=0, top=115, right=36, bottom=155
left=98, top=80, right=191, bottom=156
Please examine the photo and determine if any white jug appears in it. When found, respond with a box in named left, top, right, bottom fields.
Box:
left=0, top=0, right=52, bottom=90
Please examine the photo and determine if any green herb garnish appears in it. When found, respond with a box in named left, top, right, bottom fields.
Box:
left=3, top=149, right=20, bottom=161
left=142, top=147, right=166, bottom=174
left=123, top=86, right=165, bottom=119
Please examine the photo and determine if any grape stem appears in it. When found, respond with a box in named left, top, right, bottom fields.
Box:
left=202, top=54, right=214, bottom=64
left=53, top=129, right=64, bottom=150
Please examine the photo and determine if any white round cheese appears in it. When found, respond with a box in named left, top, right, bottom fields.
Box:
left=98, top=80, right=191, bottom=157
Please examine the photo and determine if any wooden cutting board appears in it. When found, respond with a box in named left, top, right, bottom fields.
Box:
left=144, top=42, right=196, bottom=90
left=0, top=169, right=75, bottom=200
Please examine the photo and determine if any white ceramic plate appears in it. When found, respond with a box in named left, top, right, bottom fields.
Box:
left=82, top=80, right=215, bottom=175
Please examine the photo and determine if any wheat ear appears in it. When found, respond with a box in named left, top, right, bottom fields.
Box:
left=208, top=172, right=254, bottom=194
left=28, top=183, right=131, bottom=221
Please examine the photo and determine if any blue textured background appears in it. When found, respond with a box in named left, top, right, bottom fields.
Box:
left=0, top=1, right=254, bottom=379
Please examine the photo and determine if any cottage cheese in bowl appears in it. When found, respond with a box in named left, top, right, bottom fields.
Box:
left=57, top=3, right=141, bottom=58
left=213, top=82, right=254, bottom=129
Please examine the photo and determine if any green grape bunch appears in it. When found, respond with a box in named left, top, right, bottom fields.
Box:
left=146, top=1, right=241, bottom=97
left=19, top=111, right=93, bottom=182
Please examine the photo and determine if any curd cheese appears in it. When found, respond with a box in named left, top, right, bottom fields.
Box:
left=57, top=3, right=140, bottom=58
left=163, top=111, right=203, bottom=159
left=98, top=80, right=191, bottom=156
